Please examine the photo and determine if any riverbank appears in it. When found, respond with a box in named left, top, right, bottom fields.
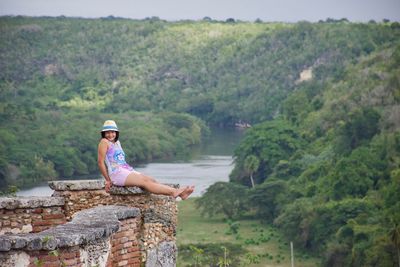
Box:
left=177, top=198, right=319, bottom=267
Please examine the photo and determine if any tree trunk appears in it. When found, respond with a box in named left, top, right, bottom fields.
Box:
left=250, top=173, right=255, bottom=188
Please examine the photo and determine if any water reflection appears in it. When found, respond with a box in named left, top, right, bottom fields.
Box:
left=136, top=155, right=233, bottom=197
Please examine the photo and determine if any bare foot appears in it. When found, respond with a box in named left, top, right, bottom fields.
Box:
left=173, top=186, right=188, bottom=198
left=179, top=186, right=195, bottom=200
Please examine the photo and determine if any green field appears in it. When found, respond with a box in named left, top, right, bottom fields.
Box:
left=177, top=198, right=319, bottom=267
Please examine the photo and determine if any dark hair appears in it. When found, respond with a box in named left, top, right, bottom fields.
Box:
left=101, top=131, right=119, bottom=142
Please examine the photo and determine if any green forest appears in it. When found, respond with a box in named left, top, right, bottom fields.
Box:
left=1, top=16, right=400, bottom=266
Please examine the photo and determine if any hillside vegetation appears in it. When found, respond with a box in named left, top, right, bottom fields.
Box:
left=195, top=21, right=400, bottom=267
left=1, top=16, right=400, bottom=265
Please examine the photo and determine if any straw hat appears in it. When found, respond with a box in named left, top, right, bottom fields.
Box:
left=101, top=120, right=119, bottom=132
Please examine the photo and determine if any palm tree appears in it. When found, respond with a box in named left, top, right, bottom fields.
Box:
left=244, top=155, right=260, bottom=188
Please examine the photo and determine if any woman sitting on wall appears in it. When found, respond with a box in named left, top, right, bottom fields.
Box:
left=98, top=120, right=194, bottom=199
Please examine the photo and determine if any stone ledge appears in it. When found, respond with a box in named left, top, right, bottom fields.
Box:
left=0, top=205, right=140, bottom=252
left=0, top=197, right=65, bottom=210
left=48, top=180, right=104, bottom=191
left=49, top=179, right=179, bottom=195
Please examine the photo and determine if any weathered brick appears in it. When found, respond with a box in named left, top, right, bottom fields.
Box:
left=112, top=231, right=126, bottom=239
left=119, top=253, right=133, bottom=260
left=119, top=237, right=129, bottom=244
left=42, top=214, right=65, bottom=220
left=50, top=219, right=66, bottom=225
left=127, top=246, right=140, bottom=253
left=127, top=258, right=141, bottom=266
left=59, top=251, right=79, bottom=260
left=117, top=259, right=128, bottom=266
left=112, top=243, right=124, bottom=251
left=43, top=208, right=53, bottom=214
left=32, top=208, right=43, bottom=214
left=123, top=241, right=133, bottom=248
left=60, top=258, right=78, bottom=266
left=32, top=214, right=43, bottom=219
left=10, top=221, right=19, bottom=227
left=38, top=254, right=59, bottom=262
left=15, top=208, right=24, bottom=214
left=32, top=225, right=51, bottom=232
left=128, top=251, right=141, bottom=258
left=32, top=220, right=54, bottom=226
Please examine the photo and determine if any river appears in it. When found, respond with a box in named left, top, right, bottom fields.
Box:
left=17, top=128, right=245, bottom=198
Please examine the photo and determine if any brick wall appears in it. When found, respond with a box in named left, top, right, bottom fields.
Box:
left=0, top=205, right=142, bottom=267
left=50, top=180, right=178, bottom=262
left=108, top=217, right=142, bottom=267
left=0, top=180, right=178, bottom=267
left=0, top=197, right=66, bottom=235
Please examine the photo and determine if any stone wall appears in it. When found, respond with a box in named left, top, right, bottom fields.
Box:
left=0, top=205, right=141, bottom=266
left=0, top=197, right=66, bottom=235
left=0, top=180, right=179, bottom=267
left=49, top=179, right=178, bottom=264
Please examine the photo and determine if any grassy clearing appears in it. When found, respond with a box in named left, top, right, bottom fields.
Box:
left=177, top=198, right=319, bottom=267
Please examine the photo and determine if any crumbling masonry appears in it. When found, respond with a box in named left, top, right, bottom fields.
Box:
left=0, top=180, right=179, bottom=267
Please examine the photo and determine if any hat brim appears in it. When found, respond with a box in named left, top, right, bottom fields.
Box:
left=101, top=128, right=119, bottom=132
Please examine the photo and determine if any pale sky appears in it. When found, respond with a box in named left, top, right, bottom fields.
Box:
left=0, top=0, right=399, bottom=22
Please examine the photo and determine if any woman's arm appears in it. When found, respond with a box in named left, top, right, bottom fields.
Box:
left=98, top=139, right=111, bottom=192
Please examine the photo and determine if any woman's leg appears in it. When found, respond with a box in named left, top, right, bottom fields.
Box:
left=124, top=172, right=193, bottom=198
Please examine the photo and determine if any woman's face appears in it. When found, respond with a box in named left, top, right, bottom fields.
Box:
left=104, top=131, right=117, bottom=142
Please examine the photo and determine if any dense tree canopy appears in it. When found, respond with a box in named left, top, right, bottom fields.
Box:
left=230, top=119, right=304, bottom=186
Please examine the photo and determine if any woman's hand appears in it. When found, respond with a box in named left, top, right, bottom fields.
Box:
left=105, top=180, right=112, bottom=193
